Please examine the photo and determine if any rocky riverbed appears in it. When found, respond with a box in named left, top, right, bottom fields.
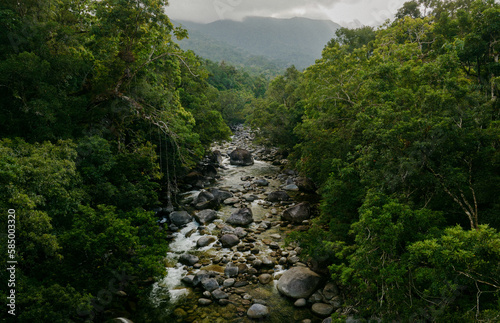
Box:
left=148, top=126, right=345, bottom=323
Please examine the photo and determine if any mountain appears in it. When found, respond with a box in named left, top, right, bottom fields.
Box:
left=175, top=17, right=341, bottom=71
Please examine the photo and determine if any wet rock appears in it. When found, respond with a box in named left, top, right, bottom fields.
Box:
left=243, top=194, right=258, bottom=202
left=254, top=178, right=269, bottom=186
left=194, top=209, right=218, bottom=224
left=230, top=148, right=254, bottom=166
left=234, top=281, right=249, bottom=287
left=196, top=236, right=216, bottom=248
left=223, top=278, right=235, bottom=287
left=284, top=184, right=299, bottom=191
left=295, top=177, right=317, bottom=193
left=311, top=303, right=334, bottom=317
left=179, top=254, right=199, bottom=266
left=288, top=256, right=300, bottom=264
left=220, top=234, right=240, bottom=248
left=247, top=304, right=269, bottom=319
left=294, top=298, right=307, bottom=307
left=270, top=234, right=281, bottom=239
left=258, top=274, right=272, bottom=285
left=194, top=190, right=220, bottom=210
left=223, top=197, right=240, bottom=205
left=181, top=275, right=195, bottom=285
left=201, top=278, right=219, bottom=292
left=169, top=211, right=192, bottom=227
left=267, top=191, right=290, bottom=202
left=198, top=298, right=212, bottom=306
left=193, top=270, right=210, bottom=286
left=224, top=263, right=239, bottom=277
left=282, top=202, right=311, bottom=224
left=277, top=266, right=321, bottom=299
left=233, top=227, right=248, bottom=238
left=212, top=289, right=229, bottom=300
left=209, top=188, right=233, bottom=202
left=226, top=208, right=253, bottom=226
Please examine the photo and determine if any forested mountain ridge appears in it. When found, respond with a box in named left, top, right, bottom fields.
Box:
left=176, top=17, right=341, bottom=70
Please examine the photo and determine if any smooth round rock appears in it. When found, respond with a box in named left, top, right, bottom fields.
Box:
left=294, top=298, right=307, bottom=307
left=178, top=254, right=199, bottom=266
left=311, top=303, right=334, bottom=316
left=247, top=304, right=269, bottom=319
left=220, top=234, right=240, bottom=248
left=198, top=298, right=212, bottom=306
left=197, top=236, right=216, bottom=248
left=277, top=266, right=321, bottom=299
left=258, top=274, right=272, bottom=285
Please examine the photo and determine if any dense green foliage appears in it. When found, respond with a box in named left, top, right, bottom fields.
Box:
left=0, top=0, right=262, bottom=321
left=249, top=0, right=500, bottom=320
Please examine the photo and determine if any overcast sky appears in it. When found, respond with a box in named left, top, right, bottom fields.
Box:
left=166, top=0, right=408, bottom=27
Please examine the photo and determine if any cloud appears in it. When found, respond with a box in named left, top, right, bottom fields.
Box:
left=166, top=0, right=406, bottom=26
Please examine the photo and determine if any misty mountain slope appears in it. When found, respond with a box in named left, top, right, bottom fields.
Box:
left=176, top=17, right=341, bottom=70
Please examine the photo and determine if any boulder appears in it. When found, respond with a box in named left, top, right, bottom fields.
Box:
left=277, top=266, right=321, bottom=299
left=311, top=303, right=334, bottom=317
left=192, top=270, right=210, bottom=287
left=230, top=148, right=254, bottom=166
left=253, top=178, right=269, bottom=186
left=226, top=208, right=253, bottom=226
left=208, top=150, right=223, bottom=165
left=211, top=289, right=229, bottom=300
left=233, top=227, right=248, bottom=238
left=179, top=254, right=199, bottom=266
left=169, top=211, right=192, bottom=227
left=296, top=177, right=317, bottom=193
left=294, top=298, right=307, bottom=307
left=194, top=190, right=219, bottom=210
left=220, top=234, right=240, bottom=248
left=267, top=191, right=290, bottom=202
left=194, top=209, right=218, bottom=224
left=282, top=202, right=311, bottom=224
left=283, top=184, right=299, bottom=191
left=197, top=236, right=216, bottom=248
left=209, top=188, right=233, bottom=202
left=247, top=304, right=269, bottom=319
left=258, top=274, right=272, bottom=285
left=201, top=278, right=219, bottom=292
left=223, top=197, right=240, bottom=205
left=224, top=263, right=239, bottom=277
left=198, top=298, right=212, bottom=306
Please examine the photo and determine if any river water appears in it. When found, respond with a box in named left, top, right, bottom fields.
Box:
left=145, top=128, right=324, bottom=323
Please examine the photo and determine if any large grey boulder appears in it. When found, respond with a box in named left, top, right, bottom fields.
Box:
left=209, top=188, right=233, bottom=202
left=230, top=148, right=254, bottom=166
left=179, top=254, right=199, bottom=266
left=267, top=191, right=290, bottom=202
left=197, top=236, right=216, bottom=248
left=226, top=208, right=253, bottom=226
left=201, top=278, right=219, bottom=292
left=282, top=202, right=311, bottom=224
left=277, top=266, right=321, bottom=299
left=194, top=190, right=220, bottom=210
left=169, top=211, right=192, bottom=227
left=194, top=209, right=218, bottom=224
left=247, top=304, right=269, bottom=319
